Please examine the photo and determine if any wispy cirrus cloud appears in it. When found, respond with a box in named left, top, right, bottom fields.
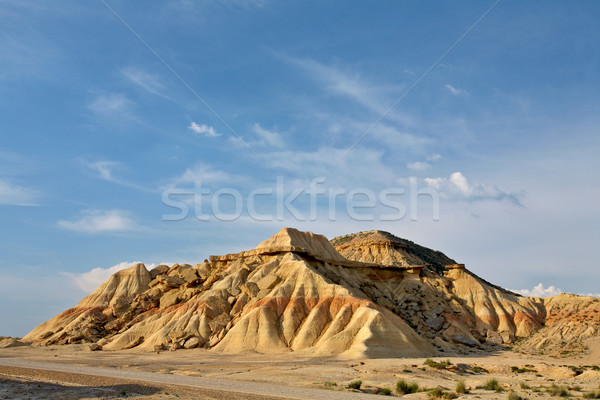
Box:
left=83, top=160, right=121, bottom=181
left=229, top=123, right=284, bottom=149
left=445, top=84, right=469, bottom=96
left=171, top=163, right=236, bottom=185
left=188, top=122, right=221, bottom=137
left=0, top=179, right=40, bottom=206
left=79, top=158, right=154, bottom=193
left=284, top=56, right=413, bottom=125
left=407, top=161, right=431, bottom=171
left=58, top=209, right=139, bottom=234
left=88, top=93, right=135, bottom=120
left=122, top=66, right=171, bottom=100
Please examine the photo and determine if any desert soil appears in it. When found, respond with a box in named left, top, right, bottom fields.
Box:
left=1, top=339, right=599, bottom=399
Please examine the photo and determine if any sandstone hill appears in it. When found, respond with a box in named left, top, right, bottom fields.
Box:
left=23, top=228, right=599, bottom=358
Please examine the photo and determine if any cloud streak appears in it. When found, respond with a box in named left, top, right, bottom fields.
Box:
left=188, top=122, right=221, bottom=137
left=421, top=172, right=523, bottom=205
left=58, top=209, right=139, bottom=233
left=0, top=179, right=40, bottom=206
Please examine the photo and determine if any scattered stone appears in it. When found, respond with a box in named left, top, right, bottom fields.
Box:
left=88, top=343, right=102, bottom=351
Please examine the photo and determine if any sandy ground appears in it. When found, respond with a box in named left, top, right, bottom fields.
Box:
left=1, top=338, right=599, bottom=399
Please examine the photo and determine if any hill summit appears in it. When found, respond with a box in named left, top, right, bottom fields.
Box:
left=23, top=228, right=600, bottom=358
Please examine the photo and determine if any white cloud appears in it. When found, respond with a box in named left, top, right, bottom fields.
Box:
left=83, top=160, right=120, bottom=181
left=58, top=209, right=138, bottom=233
left=445, top=84, right=469, bottom=96
left=285, top=56, right=412, bottom=125
left=229, top=123, right=284, bottom=148
left=122, top=66, right=170, bottom=99
left=188, top=122, right=221, bottom=137
left=64, top=261, right=156, bottom=293
left=427, top=153, right=442, bottom=161
left=420, top=172, right=523, bottom=205
left=513, top=283, right=563, bottom=298
left=0, top=179, right=40, bottom=206
left=407, top=161, right=430, bottom=171
left=88, top=93, right=134, bottom=118
left=261, top=146, right=395, bottom=185
left=252, top=123, right=284, bottom=147
left=172, top=164, right=235, bottom=185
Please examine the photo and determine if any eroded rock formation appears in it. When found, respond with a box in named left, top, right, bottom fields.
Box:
left=22, top=228, right=598, bottom=358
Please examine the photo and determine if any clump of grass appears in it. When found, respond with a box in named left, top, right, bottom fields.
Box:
left=511, top=366, right=537, bottom=373
left=520, top=382, right=531, bottom=390
left=591, top=365, right=600, bottom=371
left=483, top=378, right=503, bottom=392
left=424, top=358, right=453, bottom=370
left=378, top=387, right=392, bottom=396
left=547, top=384, right=569, bottom=397
left=402, top=368, right=412, bottom=373
left=455, top=380, right=467, bottom=394
left=323, top=381, right=337, bottom=389
left=428, top=387, right=458, bottom=399
left=470, top=366, right=489, bottom=374
left=583, top=390, right=600, bottom=399
left=508, top=390, right=527, bottom=400
left=396, top=379, right=419, bottom=395
left=348, top=380, right=362, bottom=390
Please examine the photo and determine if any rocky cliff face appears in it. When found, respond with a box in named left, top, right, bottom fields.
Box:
left=22, top=228, right=597, bottom=358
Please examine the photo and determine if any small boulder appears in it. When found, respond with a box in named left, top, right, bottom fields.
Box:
left=89, top=343, right=102, bottom=351
left=452, top=335, right=478, bottom=348
left=426, top=316, right=445, bottom=331
left=183, top=337, right=200, bottom=349
left=149, top=264, right=170, bottom=279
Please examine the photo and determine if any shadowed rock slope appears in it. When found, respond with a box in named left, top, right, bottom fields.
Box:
left=23, top=228, right=598, bottom=358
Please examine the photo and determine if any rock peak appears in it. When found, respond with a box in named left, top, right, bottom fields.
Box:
left=256, top=227, right=348, bottom=263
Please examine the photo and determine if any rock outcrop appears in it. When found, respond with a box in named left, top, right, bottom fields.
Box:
left=22, top=228, right=598, bottom=358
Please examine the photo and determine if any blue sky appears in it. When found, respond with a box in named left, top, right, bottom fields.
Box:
left=1, top=0, right=599, bottom=336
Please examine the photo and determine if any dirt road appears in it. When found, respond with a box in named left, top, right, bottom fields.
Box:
left=0, top=358, right=384, bottom=400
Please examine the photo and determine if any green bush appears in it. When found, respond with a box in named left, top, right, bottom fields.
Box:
left=511, top=366, right=537, bottom=373
left=455, top=380, right=467, bottom=394
left=378, top=387, right=392, bottom=396
left=547, top=384, right=569, bottom=397
left=348, top=380, right=362, bottom=390
left=483, top=378, right=503, bottom=392
left=396, top=379, right=419, bottom=394
left=428, top=387, right=458, bottom=399
left=424, top=358, right=453, bottom=369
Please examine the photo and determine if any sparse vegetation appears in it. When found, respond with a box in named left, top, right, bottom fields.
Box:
left=402, top=368, right=412, bottom=373
left=520, top=382, right=531, bottom=390
left=583, top=390, right=600, bottom=399
left=378, top=387, right=392, bottom=396
left=323, top=381, right=337, bottom=389
left=511, top=366, right=537, bottom=373
left=470, top=366, right=489, bottom=374
left=424, top=358, right=453, bottom=370
left=455, top=380, right=467, bottom=394
left=508, top=390, right=527, bottom=400
left=547, top=384, right=569, bottom=397
left=428, top=387, right=458, bottom=399
left=483, top=378, right=503, bottom=392
left=348, top=380, right=362, bottom=390
left=396, top=379, right=419, bottom=395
